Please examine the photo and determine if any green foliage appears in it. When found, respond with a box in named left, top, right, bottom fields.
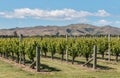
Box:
left=40, top=40, right=48, bottom=56
left=0, top=37, right=120, bottom=63
left=68, top=42, right=79, bottom=63
left=111, top=39, right=120, bottom=61
left=97, top=38, right=108, bottom=58
left=47, top=40, right=56, bottom=59
left=25, top=41, right=37, bottom=62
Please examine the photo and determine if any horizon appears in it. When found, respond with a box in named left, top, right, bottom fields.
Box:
left=1, top=23, right=120, bottom=30
left=0, top=0, right=120, bottom=29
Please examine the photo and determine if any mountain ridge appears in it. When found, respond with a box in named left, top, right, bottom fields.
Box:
left=0, top=24, right=120, bottom=36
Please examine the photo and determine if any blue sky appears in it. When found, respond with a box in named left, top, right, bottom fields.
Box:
left=0, top=0, right=120, bottom=29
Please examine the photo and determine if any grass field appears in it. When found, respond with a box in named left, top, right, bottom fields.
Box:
left=1, top=57, right=120, bottom=78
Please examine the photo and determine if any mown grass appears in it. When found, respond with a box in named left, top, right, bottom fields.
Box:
left=1, top=56, right=120, bottom=78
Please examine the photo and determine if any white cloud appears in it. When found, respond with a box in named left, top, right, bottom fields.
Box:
left=94, top=20, right=112, bottom=25
left=93, top=20, right=120, bottom=27
left=0, top=8, right=110, bottom=20
left=0, top=12, right=5, bottom=15
left=115, top=21, right=120, bottom=24
left=95, top=10, right=110, bottom=17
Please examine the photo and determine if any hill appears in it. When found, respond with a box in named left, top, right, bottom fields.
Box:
left=0, top=24, right=120, bottom=36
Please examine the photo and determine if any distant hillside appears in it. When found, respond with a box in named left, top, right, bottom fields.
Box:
left=0, top=24, right=120, bottom=36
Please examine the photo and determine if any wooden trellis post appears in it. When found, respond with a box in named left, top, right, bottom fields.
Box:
left=93, top=45, right=97, bottom=69
left=66, top=34, right=68, bottom=62
left=19, top=34, right=23, bottom=64
left=108, top=34, right=111, bottom=61
left=118, top=35, right=120, bottom=40
left=36, top=46, right=40, bottom=72
left=83, top=45, right=97, bottom=70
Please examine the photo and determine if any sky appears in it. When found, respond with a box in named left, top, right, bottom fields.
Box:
left=0, top=0, right=120, bottom=29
